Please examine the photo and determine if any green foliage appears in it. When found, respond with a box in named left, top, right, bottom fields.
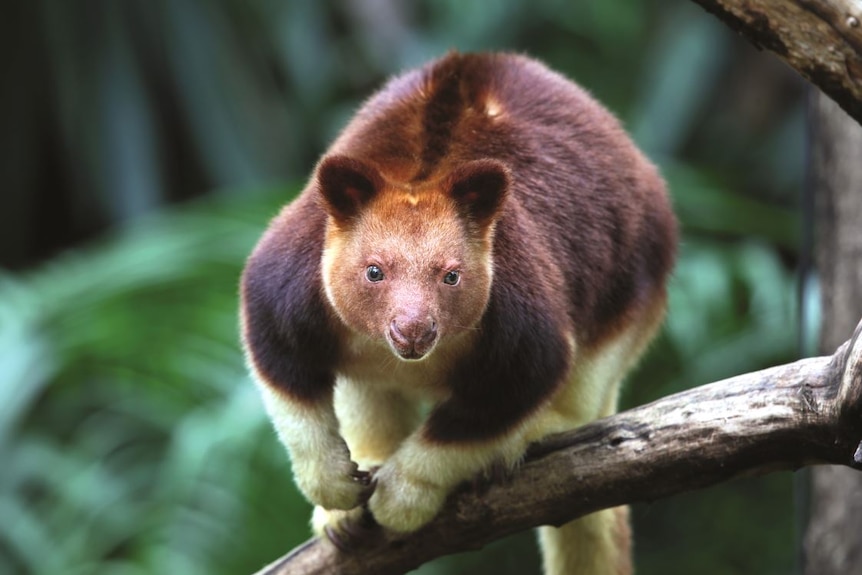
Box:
left=0, top=193, right=314, bottom=574
left=1, top=1, right=806, bottom=574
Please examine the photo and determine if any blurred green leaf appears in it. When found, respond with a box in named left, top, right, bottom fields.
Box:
left=667, top=162, right=800, bottom=250
left=0, top=190, right=316, bottom=574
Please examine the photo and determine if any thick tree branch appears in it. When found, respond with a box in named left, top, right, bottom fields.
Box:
left=687, top=0, right=862, bottom=124
left=252, top=317, right=862, bottom=575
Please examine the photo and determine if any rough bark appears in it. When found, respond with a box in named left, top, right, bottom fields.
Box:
left=251, top=317, right=862, bottom=575
left=804, top=91, right=862, bottom=575
left=687, top=0, right=862, bottom=125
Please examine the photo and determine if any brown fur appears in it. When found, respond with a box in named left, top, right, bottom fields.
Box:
left=241, top=52, right=676, bottom=573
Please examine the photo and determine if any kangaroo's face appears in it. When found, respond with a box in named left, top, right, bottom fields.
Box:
left=318, top=156, right=508, bottom=360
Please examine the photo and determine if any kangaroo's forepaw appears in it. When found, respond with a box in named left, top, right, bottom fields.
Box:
left=313, top=506, right=381, bottom=552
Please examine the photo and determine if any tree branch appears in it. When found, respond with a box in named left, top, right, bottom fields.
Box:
left=686, top=0, right=862, bottom=125
left=251, top=317, right=862, bottom=575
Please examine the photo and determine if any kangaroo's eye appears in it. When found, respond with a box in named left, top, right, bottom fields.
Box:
left=442, top=270, right=460, bottom=286
left=365, top=265, right=385, bottom=282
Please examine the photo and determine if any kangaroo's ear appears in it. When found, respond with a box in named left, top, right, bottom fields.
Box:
left=316, top=155, right=383, bottom=222
left=446, top=159, right=510, bottom=228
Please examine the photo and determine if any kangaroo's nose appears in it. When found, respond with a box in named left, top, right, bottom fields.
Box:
left=389, top=316, right=438, bottom=359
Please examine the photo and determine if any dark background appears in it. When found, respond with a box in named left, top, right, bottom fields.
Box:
left=0, top=1, right=810, bottom=574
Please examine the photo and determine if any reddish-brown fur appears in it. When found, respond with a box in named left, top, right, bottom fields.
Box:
left=244, top=50, right=674, bottom=420
left=241, top=51, right=677, bottom=572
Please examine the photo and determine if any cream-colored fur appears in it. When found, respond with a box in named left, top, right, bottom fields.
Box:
left=334, top=384, right=422, bottom=469
left=539, top=507, right=631, bottom=575
left=253, top=376, right=366, bottom=512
